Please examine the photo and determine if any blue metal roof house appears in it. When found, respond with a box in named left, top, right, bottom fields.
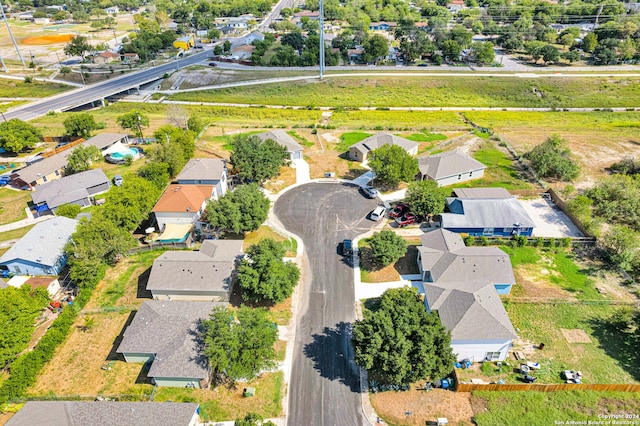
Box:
left=0, top=217, right=78, bottom=276
left=440, top=192, right=535, bottom=237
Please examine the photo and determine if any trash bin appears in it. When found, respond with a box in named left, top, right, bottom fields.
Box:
left=539, top=343, right=545, bottom=350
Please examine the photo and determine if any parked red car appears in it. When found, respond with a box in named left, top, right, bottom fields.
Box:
left=395, top=213, right=417, bottom=227
left=388, top=203, right=410, bottom=219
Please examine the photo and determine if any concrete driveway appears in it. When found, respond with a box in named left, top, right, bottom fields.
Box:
left=519, top=198, right=584, bottom=237
left=274, top=182, right=379, bottom=426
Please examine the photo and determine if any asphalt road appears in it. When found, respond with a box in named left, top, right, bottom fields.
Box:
left=4, top=50, right=213, bottom=121
left=274, top=183, right=379, bottom=426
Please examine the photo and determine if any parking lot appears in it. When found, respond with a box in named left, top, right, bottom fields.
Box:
left=518, top=197, right=584, bottom=238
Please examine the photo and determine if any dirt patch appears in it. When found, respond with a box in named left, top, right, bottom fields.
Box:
left=512, top=266, right=576, bottom=301
left=371, top=388, right=474, bottom=425
left=561, top=328, right=592, bottom=343
left=263, top=166, right=296, bottom=193
left=22, top=34, right=74, bottom=45
left=360, top=245, right=421, bottom=283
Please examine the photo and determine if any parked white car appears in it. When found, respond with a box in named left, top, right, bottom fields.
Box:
left=369, top=206, right=386, bottom=221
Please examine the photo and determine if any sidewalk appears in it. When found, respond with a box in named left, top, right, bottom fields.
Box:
left=0, top=211, right=52, bottom=234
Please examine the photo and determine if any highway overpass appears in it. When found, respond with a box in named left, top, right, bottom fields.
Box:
left=4, top=50, right=212, bottom=122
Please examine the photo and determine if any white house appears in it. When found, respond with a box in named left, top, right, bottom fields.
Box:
left=175, top=158, right=228, bottom=199
left=255, top=129, right=304, bottom=160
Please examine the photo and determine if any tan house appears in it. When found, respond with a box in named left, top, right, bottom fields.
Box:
left=152, top=184, right=215, bottom=232
left=348, top=132, right=419, bottom=162
left=122, top=53, right=140, bottom=63
left=94, top=51, right=120, bottom=64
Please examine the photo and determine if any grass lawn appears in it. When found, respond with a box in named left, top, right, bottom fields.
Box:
left=0, top=224, right=35, bottom=242
left=242, top=226, right=297, bottom=258
left=335, top=131, right=372, bottom=152
left=0, top=79, right=68, bottom=99
left=87, top=249, right=166, bottom=310
left=0, top=189, right=30, bottom=225
left=168, top=76, right=640, bottom=108
left=451, top=140, right=533, bottom=190
left=263, top=165, right=297, bottom=194
left=286, top=130, right=314, bottom=147
left=330, top=110, right=468, bottom=130
left=501, top=246, right=605, bottom=301
left=505, top=302, right=638, bottom=384
left=472, top=391, right=640, bottom=426
left=153, top=371, right=284, bottom=422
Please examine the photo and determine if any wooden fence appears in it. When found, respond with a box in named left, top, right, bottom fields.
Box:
left=40, top=137, right=85, bottom=158
left=455, top=382, right=640, bottom=393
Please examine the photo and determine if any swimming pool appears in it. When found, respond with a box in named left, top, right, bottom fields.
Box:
left=110, top=147, right=140, bottom=160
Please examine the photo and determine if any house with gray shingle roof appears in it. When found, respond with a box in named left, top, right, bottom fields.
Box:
left=146, top=239, right=244, bottom=301
left=417, top=229, right=517, bottom=361
left=7, top=401, right=200, bottom=426
left=176, top=158, right=228, bottom=199
left=440, top=195, right=535, bottom=237
left=417, top=150, right=486, bottom=186
left=31, top=168, right=110, bottom=212
left=256, top=130, right=303, bottom=160
left=117, top=300, right=224, bottom=388
left=348, top=132, right=419, bottom=162
left=0, top=216, right=78, bottom=276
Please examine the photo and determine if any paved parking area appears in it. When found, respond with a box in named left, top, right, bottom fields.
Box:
left=518, top=198, right=583, bottom=238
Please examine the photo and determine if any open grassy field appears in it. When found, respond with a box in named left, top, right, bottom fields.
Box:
left=0, top=189, right=30, bottom=225
left=168, top=76, right=640, bottom=108
left=330, top=110, right=468, bottom=130
left=243, top=226, right=297, bottom=258
left=0, top=79, right=68, bottom=99
left=472, top=390, right=640, bottom=426
left=463, top=111, right=640, bottom=182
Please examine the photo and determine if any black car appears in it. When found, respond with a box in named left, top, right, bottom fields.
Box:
left=208, top=62, right=217, bottom=67
left=340, top=239, right=353, bottom=256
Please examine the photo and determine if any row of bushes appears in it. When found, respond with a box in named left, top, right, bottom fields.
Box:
left=0, top=287, right=94, bottom=404
left=463, top=235, right=573, bottom=248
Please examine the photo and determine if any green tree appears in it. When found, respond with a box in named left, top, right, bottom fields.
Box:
left=582, top=32, right=598, bottom=53
left=63, top=113, right=98, bottom=139
left=363, top=34, right=389, bottom=64
left=187, top=116, right=206, bottom=134
left=561, top=50, right=580, bottom=63
left=0, top=286, right=50, bottom=368
left=586, top=175, right=640, bottom=231
left=230, top=135, right=289, bottom=184
left=540, top=44, right=560, bottom=64
left=116, top=110, right=149, bottom=138
left=406, top=180, right=448, bottom=217
left=55, top=204, right=82, bottom=219
left=369, top=144, right=419, bottom=187
left=214, top=45, right=223, bottom=55
left=0, top=119, right=42, bottom=153
left=235, top=413, right=276, bottom=426
left=441, top=39, right=462, bottom=61
left=223, top=40, right=232, bottom=54
left=101, top=176, right=160, bottom=230
left=281, top=32, right=304, bottom=51
left=351, top=287, right=455, bottom=385
left=64, top=35, right=91, bottom=60
left=236, top=238, right=300, bottom=303
left=205, top=184, right=269, bottom=234
left=525, top=134, right=580, bottom=181
left=201, top=305, right=277, bottom=384
left=524, top=40, right=546, bottom=63
left=471, top=41, right=495, bottom=65
left=602, top=226, right=639, bottom=270
left=138, top=161, right=170, bottom=189
left=368, top=230, right=407, bottom=267
left=65, top=145, right=102, bottom=175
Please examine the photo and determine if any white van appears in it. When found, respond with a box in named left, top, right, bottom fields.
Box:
left=369, top=206, right=386, bottom=221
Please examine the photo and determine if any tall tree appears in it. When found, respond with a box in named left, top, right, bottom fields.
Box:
left=64, top=35, right=92, bottom=60
left=363, top=34, right=389, bottom=64
left=368, top=230, right=408, bottom=267
left=65, top=145, right=102, bottom=175
left=352, top=287, right=455, bottom=385
left=116, top=110, right=149, bottom=139
left=63, top=113, right=99, bottom=139
left=101, top=176, right=160, bottom=230
left=230, top=135, right=289, bottom=184
left=236, top=238, right=300, bottom=303
left=406, top=180, right=448, bottom=217
left=205, top=184, right=270, bottom=234
left=138, top=161, right=170, bottom=189
left=0, top=119, right=42, bottom=153
left=201, top=305, right=278, bottom=384
left=369, top=144, right=419, bottom=187
left=525, top=134, right=580, bottom=181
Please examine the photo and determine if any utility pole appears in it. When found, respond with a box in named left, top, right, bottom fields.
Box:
left=0, top=54, right=6, bottom=73
left=319, top=0, right=325, bottom=80
left=594, top=4, right=603, bottom=29
left=0, top=0, right=26, bottom=67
